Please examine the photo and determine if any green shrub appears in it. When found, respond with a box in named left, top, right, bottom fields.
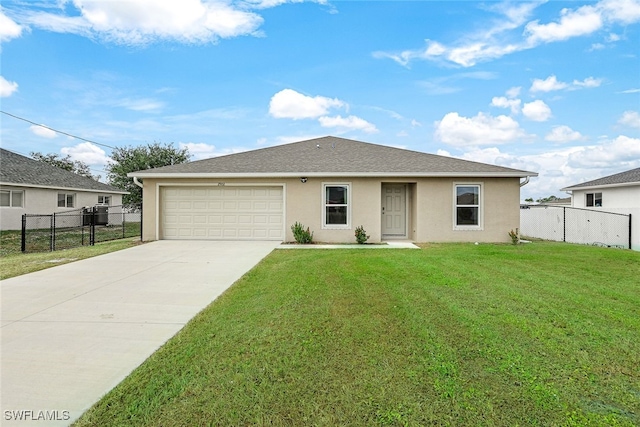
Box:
left=291, top=222, right=313, bottom=244
left=355, top=225, right=370, bottom=244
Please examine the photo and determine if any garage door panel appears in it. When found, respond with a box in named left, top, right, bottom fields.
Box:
left=162, top=186, right=283, bottom=240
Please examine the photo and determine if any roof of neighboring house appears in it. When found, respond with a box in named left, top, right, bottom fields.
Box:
left=129, top=136, right=538, bottom=178
left=561, top=167, right=640, bottom=191
left=0, top=148, right=127, bottom=194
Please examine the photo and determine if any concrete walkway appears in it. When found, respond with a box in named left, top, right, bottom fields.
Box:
left=277, top=240, right=420, bottom=249
left=1, top=240, right=279, bottom=427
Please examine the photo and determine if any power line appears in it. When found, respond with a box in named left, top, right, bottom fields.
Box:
left=1, top=110, right=116, bottom=150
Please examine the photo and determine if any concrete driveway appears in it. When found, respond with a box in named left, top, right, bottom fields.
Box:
left=1, top=240, right=279, bottom=427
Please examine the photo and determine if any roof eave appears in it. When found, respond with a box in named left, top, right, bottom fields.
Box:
left=561, top=181, right=640, bottom=192
left=128, top=171, right=538, bottom=179
left=0, top=181, right=129, bottom=194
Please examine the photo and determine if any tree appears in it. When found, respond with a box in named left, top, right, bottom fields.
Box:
left=107, top=142, right=190, bottom=206
left=525, top=195, right=562, bottom=204
left=31, top=152, right=100, bottom=181
left=536, top=195, right=560, bottom=204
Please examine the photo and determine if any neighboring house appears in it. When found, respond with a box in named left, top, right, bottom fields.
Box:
left=129, top=136, right=537, bottom=244
left=561, top=167, right=640, bottom=250
left=0, top=148, right=128, bottom=230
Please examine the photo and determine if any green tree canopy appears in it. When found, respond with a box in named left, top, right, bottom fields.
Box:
left=536, top=195, right=560, bottom=204
left=107, top=142, right=190, bottom=206
left=30, top=152, right=100, bottom=181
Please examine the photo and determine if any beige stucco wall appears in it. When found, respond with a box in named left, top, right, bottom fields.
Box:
left=0, top=185, right=124, bottom=230
left=140, top=176, right=521, bottom=244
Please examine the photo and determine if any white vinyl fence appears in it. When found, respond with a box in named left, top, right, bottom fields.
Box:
left=520, top=206, right=632, bottom=249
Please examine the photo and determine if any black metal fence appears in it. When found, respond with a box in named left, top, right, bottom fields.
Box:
left=520, top=205, right=632, bottom=249
left=21, top=205, right=142, bottom=253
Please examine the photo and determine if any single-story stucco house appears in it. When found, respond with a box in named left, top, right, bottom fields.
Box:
left=128, top=136, right=538, bottom=244
left=0, top=148, right=128, bottom=230
left=561, top=167, right=640, bottom=250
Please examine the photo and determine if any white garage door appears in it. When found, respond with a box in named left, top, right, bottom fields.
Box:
left=161, top=186, right=283, bottom=240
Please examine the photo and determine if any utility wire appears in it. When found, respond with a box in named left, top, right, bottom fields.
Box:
left=1, top=110, right=116, bottom=150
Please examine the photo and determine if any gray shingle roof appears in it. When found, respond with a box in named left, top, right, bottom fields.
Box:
left=130, top=136, right=537, bottom=177
left=0, top=148, right=127, bottom=193
left=562, top=167, right=640, bottom=190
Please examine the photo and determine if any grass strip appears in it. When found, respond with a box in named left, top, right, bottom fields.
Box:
left=0, top=237, right=143, bottom=280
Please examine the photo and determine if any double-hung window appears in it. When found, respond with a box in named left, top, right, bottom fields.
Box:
left=323, top=183, right=350, bottom=228
left=454, top=184, right=482, bottom=229
left=98, top=195, right=111, bottom=205
left=586, top=192, right=602, bottom=207
left=58, top=193, right=75, bottom=208
left=0, top=190, right=24, bottom=207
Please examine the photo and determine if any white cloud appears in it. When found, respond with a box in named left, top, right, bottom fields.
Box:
left=525, top=0, right=640, bottom=45
left=545, top=125, right=584, bottom=142
left=525, top=5, right=603, bottom=44
left=599, top=0, right=640, bottom=25
left=522, top=100, right=552, bottom=122
left=29, top=124, right=57, bottom=139
left=318, top=115, right=378, bottom=133
left=449, top=140, right=640, bottom=201
left=16, top=0, right=264, bottom=45
left=506, top=86, right=521, bottom=98
left=179, top=142, right=246, bottom=160
left=572, top=77, right=603, bottom=88
left=491, top=96, right=521, bottom=114
left=434, top=112, right=527, bottom=147
left=375, top=0, right=640, bottom=68
left=61, top=142, right=109, bottom=166
left=411, top=119, right=422, bottom=127
left=530, top=75, right=601, bottom=92
left=372, top=1, right=538, bottom=67
left=0, top=9, right=23, bottom=43
left=0, top=75, right=18, bottom=97
left=618, top=111, right=640, bottom=129
left=269, top=89, right=345, bottom=120
left=568, top=135, right=640, bottom=168
left=530, top=75, right=568, bottom=92
left=606, top=32, right=621, bottom=42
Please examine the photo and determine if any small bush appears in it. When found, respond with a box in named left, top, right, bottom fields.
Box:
left=508, top=228, right=519, bottom=245
left=291, top=222, right=313, bottom=244
left=355, top=225, right=370, bottom=244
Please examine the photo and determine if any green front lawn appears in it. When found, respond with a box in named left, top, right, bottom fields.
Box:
left=0, top=238, right=143, bottom=280
left=75, top=242, right=639, bottom=426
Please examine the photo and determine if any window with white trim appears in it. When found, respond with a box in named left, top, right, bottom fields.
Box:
left=0, top=190, right=24, bottom=207
left=586, top=192, right=602, bottom=207
left=323, top=183, right=350, bottom=228
left=98, top=195, right=111, bottom=205
left=454, top=184, right=481, bottom=229
left=58, top=193, right=75, bottom=208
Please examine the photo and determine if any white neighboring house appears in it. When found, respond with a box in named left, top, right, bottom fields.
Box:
left=0, top=148, right=128, bottom=231
left=561, top=167, right=640, bottom=251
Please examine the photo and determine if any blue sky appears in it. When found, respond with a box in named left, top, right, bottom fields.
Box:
left=1, top=0, right=639, bottom=201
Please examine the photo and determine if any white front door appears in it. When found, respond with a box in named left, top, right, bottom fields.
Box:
left=381, top=184, right=406, bottom=237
